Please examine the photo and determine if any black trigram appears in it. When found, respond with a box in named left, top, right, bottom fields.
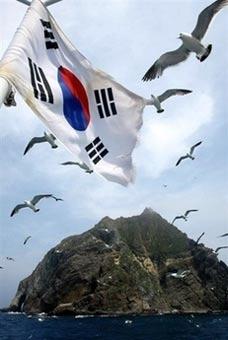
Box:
left=94, top=88, right=117, bottom=119
left=40, top=19, right=58, bottom=50
left=28, top=58, right=54, bottom=104
left=85, top=137, right=109, bottom=164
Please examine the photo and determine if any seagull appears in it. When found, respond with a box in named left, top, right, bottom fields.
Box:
left=196, top=232, right=205, bottom=245
left=0, top=266, right=3, bottom=269
left=61, top=161, right=93, bottom=174
left=6, top=257, right=15, bottom=261
left=218, top=233, right=228, bottom=238
left=10, top=194, right=63, bottom=217
left=24, top=131, right=58, bottom=155
left=176, top=141, right=202, bottom=166
left=172, top=209, right=198, bottom=224
left=215, top=246, right=228, bottom=253
left=142, top=0, right=228, bottom=80
left=145, top=89, right=192, bottom=113
left=23, top=236, right=32, bottom=245
left=4, top=89, right=16, bottom=107
left=167, top=269, right=190, bottom=279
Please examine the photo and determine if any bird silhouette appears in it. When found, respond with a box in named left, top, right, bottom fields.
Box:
left=23, top=236, right=32, bottom=245
left=172, top=209, right=198, bottom=224
left=176, top=141, right=202, bottom=166
left=6, top=257, right=15, bottom=261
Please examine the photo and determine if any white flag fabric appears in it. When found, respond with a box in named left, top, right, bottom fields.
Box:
left=0, top=0, right=147, bottom=186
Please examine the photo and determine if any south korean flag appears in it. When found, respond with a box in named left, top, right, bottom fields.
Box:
left=0, top=0, right=147, bottom=186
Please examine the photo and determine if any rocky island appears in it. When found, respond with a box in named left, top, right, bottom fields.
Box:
left=9, top=208, right=228, bottom=315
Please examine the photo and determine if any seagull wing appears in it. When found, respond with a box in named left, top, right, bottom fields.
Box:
left=180, top=270, right=190, bottom=276
left=191, top=0, right=228, bottom=40
left=81, top=162, right=91, bottom=171
left=142, top=45, right=190, bottom=81
left=171, top=217, right=177, bottom=224
left=23, top=136, right=47, bottom=155
left=215, top=246, right=228, bottom=252
left=190, top=141, right=202, bottom=155
left=196, top=232, right=205, bottom=244
left=10, top=203, right=28, bottom=217
left=51, top=196, right=64, bottom=202
left=218, top=233, right=228, bottom=238
left=185, top=209, right=198, bottom=217
left=49, top=133, right=56, bottom=140
left=24, top=236, right=31, bottom=245
left=158, top=89, right=192, bottom=103
left=61, top=161, right=79, bottom=166
left=172, top=215, right=184, bottom=224
left=31, top=194, right=53, bottom=205
left=176, top=155, right=189, bottom=166
left=177, top=269, right=188, bottom=275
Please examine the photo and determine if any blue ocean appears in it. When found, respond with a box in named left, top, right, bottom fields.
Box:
left=1, top=312, right=228, bottom=340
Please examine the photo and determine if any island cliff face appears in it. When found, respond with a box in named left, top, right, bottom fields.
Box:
left=10, top=209, right=228, bottom=315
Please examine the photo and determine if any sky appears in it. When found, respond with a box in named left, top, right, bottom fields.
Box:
left=0, top=0, right=227, bottom=308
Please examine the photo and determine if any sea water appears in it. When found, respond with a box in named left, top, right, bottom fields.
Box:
left=0, top=312, right=228, bottom=339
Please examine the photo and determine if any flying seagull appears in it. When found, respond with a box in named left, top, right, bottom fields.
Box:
left=218, top=233, right=228, bottom=238
left=24, top=236, right=32, bottom=245
left=215, top=246, right=228, bottom=253
left=10, top=194, right=63, bottom=217
left=6, top=257, right=15, bottom=261
left=172, top=209, right=198, bottom=224
left=145, top=89, right=192, bottom=113
left=176, top=141, right=202, bottom=166
left=167, top=269, right=190, bottom=279
left=196, top=232, right=205, bottom=245
left=24, top=131, right=58, bottom=155
left=0, top=266, right=3, bottom=269
left=142, top=0, right=228, bottom=80
left=61, top=161, right=93, bottom=174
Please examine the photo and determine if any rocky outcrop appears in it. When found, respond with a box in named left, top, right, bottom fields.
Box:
left=9, top=208, right=228, bottom=315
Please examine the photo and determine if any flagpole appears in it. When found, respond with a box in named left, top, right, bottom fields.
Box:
left=0, top=0, right=63, bottom=108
